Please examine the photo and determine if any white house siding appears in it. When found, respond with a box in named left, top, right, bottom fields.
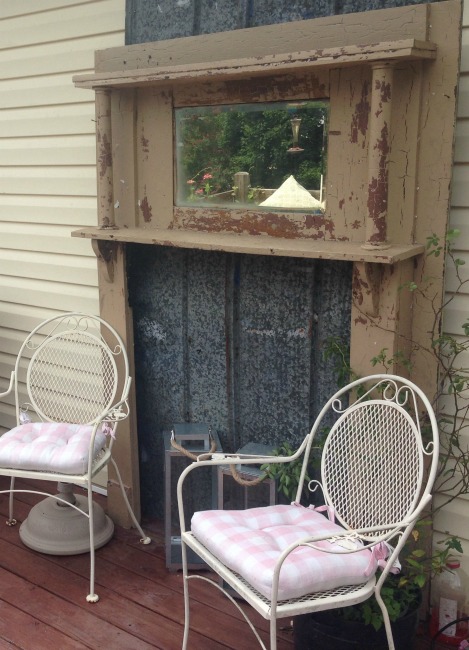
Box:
left=0, top=0, right=125, bottom=435
left=434, top=0, right=469, bottom=591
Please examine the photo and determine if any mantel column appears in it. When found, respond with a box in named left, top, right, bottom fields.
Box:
left=363, top=62, right=395, bottom=250
left=95, top=89, right=116, bottom=230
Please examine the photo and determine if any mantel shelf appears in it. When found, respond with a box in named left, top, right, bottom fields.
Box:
left=72, top=226, right=424, bottom=264
left=73, top=38, right=436, bottom=90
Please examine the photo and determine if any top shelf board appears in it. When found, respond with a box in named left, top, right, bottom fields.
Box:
left=73, top=39, right=436, bottom=90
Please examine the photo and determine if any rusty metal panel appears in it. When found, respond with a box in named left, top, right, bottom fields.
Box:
left=128, top=243, right=351, bottom=518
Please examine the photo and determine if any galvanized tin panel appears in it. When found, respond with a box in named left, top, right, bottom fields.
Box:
left=125, top=0, right=442, bottom=44
left=128, top=244, right=351, bottom=518
left=235, top=255, right=316, bottom=449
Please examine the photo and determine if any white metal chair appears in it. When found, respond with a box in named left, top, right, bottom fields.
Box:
left=0, top=312, right=150, bottom=602
left=177, top=374, right=439, bottom=650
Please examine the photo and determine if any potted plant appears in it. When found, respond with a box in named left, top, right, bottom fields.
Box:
left=292, top=532, right=462, bottom=650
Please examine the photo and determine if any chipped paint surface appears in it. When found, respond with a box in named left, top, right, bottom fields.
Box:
left=375, top=77, right=391, bottom=107
left=139, top=195, right=153, bottom=222
left=171, top=207, right=337, bottom=240
left=141, top=134, right=150, bottom=155
left=350, top=80, right=370, bottom=146
left=97, top=132, right=112, bottom=179
left=365, top=65, right=393, bottom=245
left=366, top=125, right=390, bottom=241
left=95, top=90, right=115, bottom=229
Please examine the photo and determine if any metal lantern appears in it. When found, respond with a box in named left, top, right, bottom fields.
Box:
left=164, top=423, right=222, bottom=570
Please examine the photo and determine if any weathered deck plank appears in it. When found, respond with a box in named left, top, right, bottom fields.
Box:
left=0, top=478, right=294, bottom=649
left=0, top=477, right=440, bottom=649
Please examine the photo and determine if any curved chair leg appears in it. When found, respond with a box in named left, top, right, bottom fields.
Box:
left=86, top=484, right=99, bottom=603
left=6, top=477, right=17, bottom=526
left=376, top=592, right=395, bottom=650
left=270, top=618, right=277, bottom=650
left=182, top=574, right=190, bottom=650
left=109, top=458, right=151, bottom=544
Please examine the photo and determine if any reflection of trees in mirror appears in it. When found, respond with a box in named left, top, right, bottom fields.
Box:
left=176, top=101, right=328, bottom=205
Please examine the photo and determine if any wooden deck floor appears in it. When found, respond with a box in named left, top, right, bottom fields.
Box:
left=0, top=477, right=295, bottom=650
left=0, top=477, right=446, bottom=650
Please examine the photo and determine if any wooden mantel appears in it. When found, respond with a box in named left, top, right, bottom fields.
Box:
left=72, top=1, right=462, bottom=526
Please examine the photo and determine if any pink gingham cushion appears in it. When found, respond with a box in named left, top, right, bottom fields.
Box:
left=0, top=422, right=106, bottom=474
left=191, top=503, right=377, bottom=601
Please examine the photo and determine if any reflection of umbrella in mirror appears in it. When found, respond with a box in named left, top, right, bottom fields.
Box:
left=259, top=175, right=324, bottom=210
left=287, top=117, right=304, bottom=153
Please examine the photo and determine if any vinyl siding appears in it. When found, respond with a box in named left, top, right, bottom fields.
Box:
left=434, top=0, right=469, bottom=590
left=0, top=0, right=125, bottom=435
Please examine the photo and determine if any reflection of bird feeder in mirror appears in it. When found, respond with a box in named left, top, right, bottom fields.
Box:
left=287, top=116, right=304, bottom=153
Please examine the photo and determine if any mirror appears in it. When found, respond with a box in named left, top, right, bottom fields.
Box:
left=175, top=100, right=328, bottom=211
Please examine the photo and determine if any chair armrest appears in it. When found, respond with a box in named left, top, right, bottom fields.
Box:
left=176, top=437, right=311, bottom=533
left=0, top=371, right=15, bottom=400
left=195, top=437, right=309, bottom=466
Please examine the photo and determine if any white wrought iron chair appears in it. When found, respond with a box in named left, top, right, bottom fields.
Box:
left=177, top=374, right=439, bottom=650
left=0, top=312, right=150, bottom=602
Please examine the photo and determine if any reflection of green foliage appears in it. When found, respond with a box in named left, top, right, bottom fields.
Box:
left=178, top=102, right=328, bottom=199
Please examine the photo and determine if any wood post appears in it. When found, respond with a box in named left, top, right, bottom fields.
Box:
left=234, top=172, right=250, bottom=203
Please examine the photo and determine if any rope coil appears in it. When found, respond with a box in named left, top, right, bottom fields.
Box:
left=170, top=432, right=267, bottom=486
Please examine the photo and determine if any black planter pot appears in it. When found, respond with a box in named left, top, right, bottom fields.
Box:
left=293, top=605, right=420, bottom=650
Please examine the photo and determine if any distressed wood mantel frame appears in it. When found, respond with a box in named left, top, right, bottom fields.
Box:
left=72, top=1, right=461, bottom=526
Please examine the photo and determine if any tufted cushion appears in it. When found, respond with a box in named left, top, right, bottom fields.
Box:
left=191, top=504, right=377, bottom=601
left=0, top=422, right=107, bottom=474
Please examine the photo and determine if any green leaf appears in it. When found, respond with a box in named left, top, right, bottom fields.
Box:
left=415, top=574, right=426, bottom=588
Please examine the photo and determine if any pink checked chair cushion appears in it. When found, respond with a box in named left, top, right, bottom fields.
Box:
left=191, top=503, right=377, bottom=601
left=0, top=422, right=107, bottom=474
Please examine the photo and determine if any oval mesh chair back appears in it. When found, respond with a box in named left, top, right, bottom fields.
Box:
left=25, top=318, right=120, bottom=425
left=322, top=399, right=423, bottom=537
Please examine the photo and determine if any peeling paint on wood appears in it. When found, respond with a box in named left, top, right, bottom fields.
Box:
left=350, top=80, right=370, bottom=145
left=97, top=133, right=112, bottom=179
left=171, top=206, right=337, bottom=240
left=139, top=195, right=153, bottom=222
left=364, top=64, right=393, bottom=246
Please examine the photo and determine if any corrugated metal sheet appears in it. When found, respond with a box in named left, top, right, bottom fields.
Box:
left=0, top=0, right=125, bottom=436
left=128, top=246, right=352, bottom=520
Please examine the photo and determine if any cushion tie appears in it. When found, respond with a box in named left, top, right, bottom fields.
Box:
left=309, top=504, right=336, bottom=522
left=367, top=541, right=401, bottom=576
